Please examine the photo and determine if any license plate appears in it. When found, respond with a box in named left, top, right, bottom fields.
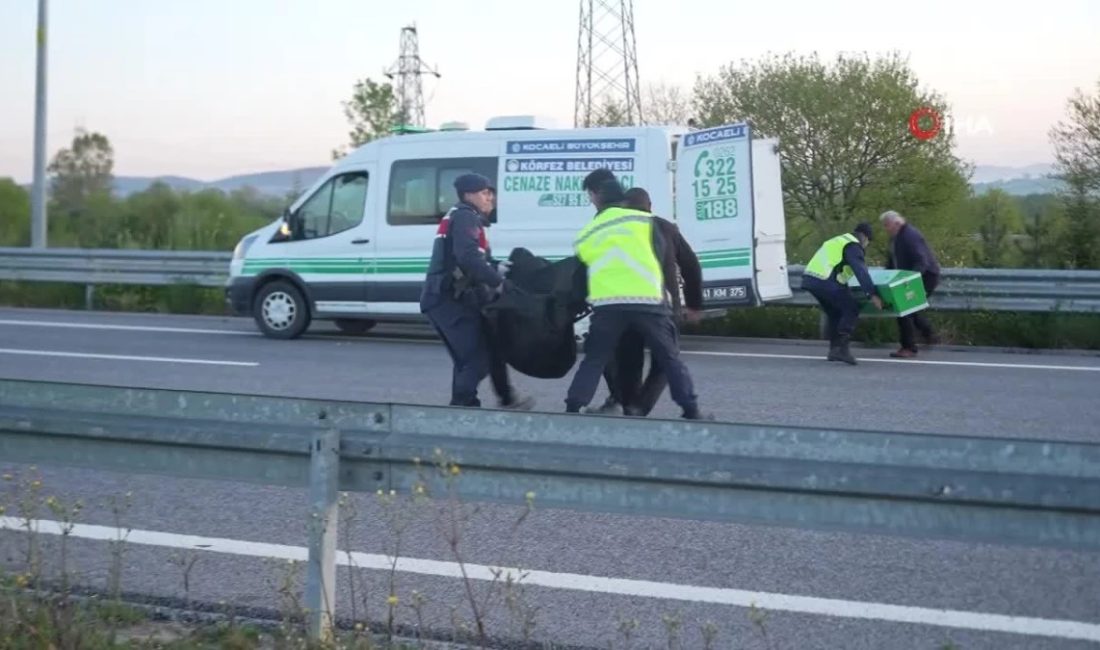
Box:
left=702, top=285, right=747, bottom=301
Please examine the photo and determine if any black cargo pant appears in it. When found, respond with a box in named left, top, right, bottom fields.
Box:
left=567, top=308, right=697, bottom=415
left=898, top=272, right=939, bottom=351
left=425, top=299, right=513, bottom=407
left=802, top=275, right=860, bottom=341
left=604, top=327, right=670, bottom=416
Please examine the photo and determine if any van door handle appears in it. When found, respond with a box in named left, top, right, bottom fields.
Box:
left=352, top=239, right=371, bottom=244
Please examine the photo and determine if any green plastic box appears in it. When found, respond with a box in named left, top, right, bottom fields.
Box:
left=847, top=269, right=929, bottom=317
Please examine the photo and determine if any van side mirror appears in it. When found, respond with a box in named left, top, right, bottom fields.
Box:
left=270, top=208, right=296, bottom=243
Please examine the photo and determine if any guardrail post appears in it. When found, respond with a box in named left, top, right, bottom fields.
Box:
left=306, top=428, right=340, bottom=642
left=84, top=284, right=94, bottom=310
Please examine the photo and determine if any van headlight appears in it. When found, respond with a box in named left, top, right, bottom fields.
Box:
left=233, top=234, right=258, bottom=260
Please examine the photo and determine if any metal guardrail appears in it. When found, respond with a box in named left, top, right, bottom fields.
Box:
left=785, top=265, right=1100, bottom=313
left=2, top=379, right=1099, bottom=640
left=0, top=247, right=230, bottom=309
left=2, top=247, right=1100, bottom=313
left=0, top=247, right=229, bottom=287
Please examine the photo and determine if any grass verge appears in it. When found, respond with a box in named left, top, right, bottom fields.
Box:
left=0, top=459, right=976, bottom=649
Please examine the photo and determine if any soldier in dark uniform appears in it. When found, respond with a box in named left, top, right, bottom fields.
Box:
left=420, top=173, right=534, bottom=410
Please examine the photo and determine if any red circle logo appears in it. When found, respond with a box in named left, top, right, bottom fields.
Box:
left=908, top=107, right=941, bottom=141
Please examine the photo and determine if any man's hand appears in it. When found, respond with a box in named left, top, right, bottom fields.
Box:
left=871, top=295, right=884, bottom=310
left=496, top=259, right=512, bottom=278
left=683, top=308, right=703, bottom=323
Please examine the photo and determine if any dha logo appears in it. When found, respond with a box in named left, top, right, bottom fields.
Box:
left=909, top=107, right=994, bottom=141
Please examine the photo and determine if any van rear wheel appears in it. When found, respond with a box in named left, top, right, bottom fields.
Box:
left=253, top=280, right=310, bottom=339
left=334, top=319, right=377, bottom=335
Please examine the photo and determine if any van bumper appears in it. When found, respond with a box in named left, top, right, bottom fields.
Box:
left=225, top=277, right=256, bottom=316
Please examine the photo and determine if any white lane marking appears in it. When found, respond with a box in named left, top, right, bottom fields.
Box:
left=2, top=316, right=1097, bottom=371
left=0, top=318, right=433, bottom=344
left=0, top=319, right=254, bottom=336
left=685, top=350, right=1100, bottom=373
left=0, top=348, right=258, bottom=367
left=2, top=518, right=1096, bottom=642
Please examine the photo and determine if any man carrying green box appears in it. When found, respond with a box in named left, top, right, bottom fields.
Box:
left=801, top=223, right=883, bottom=365
left=881, top=210, right=941, bottom=358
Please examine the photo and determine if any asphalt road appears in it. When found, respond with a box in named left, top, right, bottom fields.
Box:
left=2, top=307, right=1099, bottom=649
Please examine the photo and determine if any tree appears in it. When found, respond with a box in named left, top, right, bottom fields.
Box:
left=1050, top=78, right=1100, bottom=192
left=286, top=169, right=304, bottom=204
left=969, top=189, right=1024, bottom=267
left=1049, top=78, right=1100, bottom=268
left=1056, top=179, right=1100, bottom=269
left=0, top=178, right=31, bottom=246
left=642, top=82, right=691, bottom=126
left=1014, top=194, right=1065, bottom=268
left=589, top=97, right=634, bottom=127
left=121, top=181, right=181, bottom=249
left=333, top=78, right=403, bottom=159
left=693, top=52, right=972, bottom=260
left=47, top=128, right=115, bottom=216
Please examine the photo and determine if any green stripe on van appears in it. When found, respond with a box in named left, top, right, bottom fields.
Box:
left=241, top=250, right=742, bottom=276
left=700, top=258, right=751, bottom=269
left=696, top=248, right=750, bottom=259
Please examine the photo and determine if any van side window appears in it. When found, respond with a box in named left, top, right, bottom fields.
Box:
left=291, top=172, right=369, bottom=241
left=387, top=157, right=497, bottom=226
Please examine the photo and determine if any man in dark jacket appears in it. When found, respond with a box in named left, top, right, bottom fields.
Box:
left=881, top=210, right=941, bottom=358
left=565, top=169, right=711, bottom=420
left=594, top=187, right=704, bottom=416
left=420, top=173, right=533, bottom=410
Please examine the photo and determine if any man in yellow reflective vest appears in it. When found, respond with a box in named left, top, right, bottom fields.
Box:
left=565, top=169, right=711, bottom=420
left=801, top=223, right=883, bottom=365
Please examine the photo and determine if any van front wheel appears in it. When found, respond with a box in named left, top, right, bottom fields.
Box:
left=253, top=280, right=310, bottom=339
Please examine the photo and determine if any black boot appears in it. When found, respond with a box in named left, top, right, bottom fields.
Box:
left=682, top=405, right=716, bottom=421
left=834, top=334, right=857, bottom=365
left=825, top=320, right=841, bottom=361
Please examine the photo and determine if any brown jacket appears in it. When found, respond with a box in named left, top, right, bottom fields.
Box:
left=652, top=216, right=703, bottom=316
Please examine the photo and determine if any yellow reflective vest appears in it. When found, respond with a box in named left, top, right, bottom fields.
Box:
left=574, top=206, right=665, bottom=307
left=804, top=233, right=859, bottom=284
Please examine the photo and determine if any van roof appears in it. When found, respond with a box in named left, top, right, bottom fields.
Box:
left=335, top=123, right=690, bottom=168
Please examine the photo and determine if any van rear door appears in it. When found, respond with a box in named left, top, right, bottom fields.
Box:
left=673, top=122, right=757, bottom=307
left=750, top=138, right=792, bottom=302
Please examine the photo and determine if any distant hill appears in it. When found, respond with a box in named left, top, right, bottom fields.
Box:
left=972, top=176, right=1066, bottom=196
left=111, top=167, right=329, bottom=198
left=91, top=163, right=1071, bottom=200
left=970, top=164, right=1056, bottom=184
left=968, top=163, right=1067, bottom=196
left=113, top=175, right=206, bottom=196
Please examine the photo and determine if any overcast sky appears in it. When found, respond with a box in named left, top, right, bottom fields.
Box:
left=1, top=0, right=1098, bottom=182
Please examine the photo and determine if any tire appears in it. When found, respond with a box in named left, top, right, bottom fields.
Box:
left=334, top=318, right=377, bottom=335
left=253, top=279, right=311, bottom=339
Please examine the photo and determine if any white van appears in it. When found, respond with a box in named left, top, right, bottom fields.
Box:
left=225, top=116, right=791, bottom=339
